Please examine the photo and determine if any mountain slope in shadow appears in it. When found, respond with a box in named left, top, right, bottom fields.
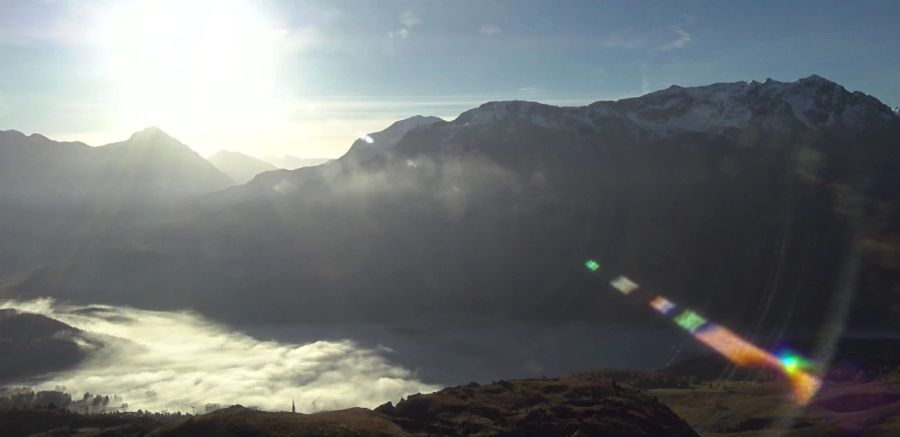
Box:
left=9, top=76, right=900, bottom=339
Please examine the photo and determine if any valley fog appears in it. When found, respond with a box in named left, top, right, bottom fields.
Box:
left=0, top=299, right=437, bottom=413
left=1, top=299, right=702, bottom=413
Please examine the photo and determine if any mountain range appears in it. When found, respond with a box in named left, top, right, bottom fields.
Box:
left=0, top=127, right=232, bottom=204
left=2, top=75, right=899, bottom=340
left=209, top=150, right=279, bottom=184
left=0, top=128, right=233, bottom=279
left=209, top=151, right=332, bottom=184
left=263, top=155, right=331, bottom=170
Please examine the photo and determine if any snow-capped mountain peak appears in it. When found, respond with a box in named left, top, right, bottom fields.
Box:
left=445, top=75, right=895, bottom=139
left=622, top=75, right=894, bottom=134
left=456, top=101, right=564, bottom=129
left=367, top=115, right=444, bottom=149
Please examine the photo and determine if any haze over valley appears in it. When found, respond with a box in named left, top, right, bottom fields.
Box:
left=2, top=1, right=899, bottom=435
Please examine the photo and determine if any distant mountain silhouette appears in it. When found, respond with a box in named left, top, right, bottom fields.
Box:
left=0, top=127, right=232, bottom=203
left=209, top=150, right=277, bottom=184
left=0, top=127, right=233, bottom=278
left=263, top=155, right=331, bottom=170
left=7, top=76, right=900, bottom=338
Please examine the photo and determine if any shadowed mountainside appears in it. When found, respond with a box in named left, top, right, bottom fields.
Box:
left=6, top=76, right=900, bottom=341
left=0, top=128, right=233, bottom=279
left=0, top=127, right=232, bottom=204
left=0, top=309, right=100, bottom=382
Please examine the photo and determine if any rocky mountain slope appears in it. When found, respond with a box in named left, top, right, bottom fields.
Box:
left=8, top=76, right=900, bottom=338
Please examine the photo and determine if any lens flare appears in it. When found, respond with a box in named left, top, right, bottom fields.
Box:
left=609, top=275, right=639, bottom=295
left=649, top=295, right=677, bottom=315
left=596, top=270, right=822, bottom=405
left=673, top=310, right=707, bottom=333
left=585, top=259, right=601, bottom=272
left=781, top=355, right=800, bottom=373
left=778, top=352, right=813, bottom=375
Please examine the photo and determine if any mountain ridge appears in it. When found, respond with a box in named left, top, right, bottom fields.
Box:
left=0, top=127, right=233, bottom=278
left=209, top=150, right=277, bottom=184
left=6, top=75, right=900, bottom=336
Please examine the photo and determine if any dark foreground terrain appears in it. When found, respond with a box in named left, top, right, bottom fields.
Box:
left=0, top=375, right=696, bottom=436
left=651, top=378, right=900, bottom=436
left=3, top=370, right=900, bottom=436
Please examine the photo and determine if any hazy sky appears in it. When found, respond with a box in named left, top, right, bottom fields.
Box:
left=1, top=0, right=897, bottom=158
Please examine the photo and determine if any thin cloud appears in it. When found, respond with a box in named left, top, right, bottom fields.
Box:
left=657, top=26, right=692, bottom=51
left=391, top=10, right=421, bottom=39
left=389, top=28, right=410, bottom=39
left=400, top=11, right=421, bottom=28
left=641, top=63, right=651, bottom=95
left=479, top=24, right=502, bottom=36
left=517, top=86, right=545, bottom=96
left=599, top=35, right=644, bottom=49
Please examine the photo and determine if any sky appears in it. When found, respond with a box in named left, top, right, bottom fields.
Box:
left=0, top=0, right=897, bottom=158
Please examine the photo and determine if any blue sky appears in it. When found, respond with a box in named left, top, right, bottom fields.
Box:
left=0, top=0, right=897, bottom=157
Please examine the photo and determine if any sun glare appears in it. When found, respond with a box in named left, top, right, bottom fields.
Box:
left=88, top=0, right=290, bottom=151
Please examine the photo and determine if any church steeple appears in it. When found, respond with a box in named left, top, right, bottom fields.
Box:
left=291, top=397, right=296, bottom=413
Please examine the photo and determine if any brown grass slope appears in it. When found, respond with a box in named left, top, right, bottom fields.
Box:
left=2, top=376, right=698, bottom=436
left=373, top=376, right=697, bottom=436
left=156, top=406, right=407, bottom=437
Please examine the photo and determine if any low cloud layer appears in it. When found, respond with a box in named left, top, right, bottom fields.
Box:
left=0, top=299, right=437, bottom=413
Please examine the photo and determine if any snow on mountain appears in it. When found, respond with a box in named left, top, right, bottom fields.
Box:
left=259, top=75, right=896, bottom=197
left=456, top=101, right=565, bottom=129
left=448, top=75, right=896, bottom=139
left=367, top=115, right=444, bottom=149
left=337, top=115, right=444, bottom=165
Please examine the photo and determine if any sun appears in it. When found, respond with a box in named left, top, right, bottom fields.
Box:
left=88, top=0, right=289, bottom=150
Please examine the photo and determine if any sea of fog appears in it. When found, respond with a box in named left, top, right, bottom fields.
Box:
left=0, top=299, right=701, bottom=413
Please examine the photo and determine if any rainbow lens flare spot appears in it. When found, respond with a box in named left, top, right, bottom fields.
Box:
left=610, top=276, right=639, bottom=295
left=778, top=352, right=812, bottom=375
left=649, top=296, right=677, bottom=315
left=674, top=310, right=707, bottom=332
left=782, top=355, right=799, bottom=373
left=594, top=265, right=823, bottom=405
